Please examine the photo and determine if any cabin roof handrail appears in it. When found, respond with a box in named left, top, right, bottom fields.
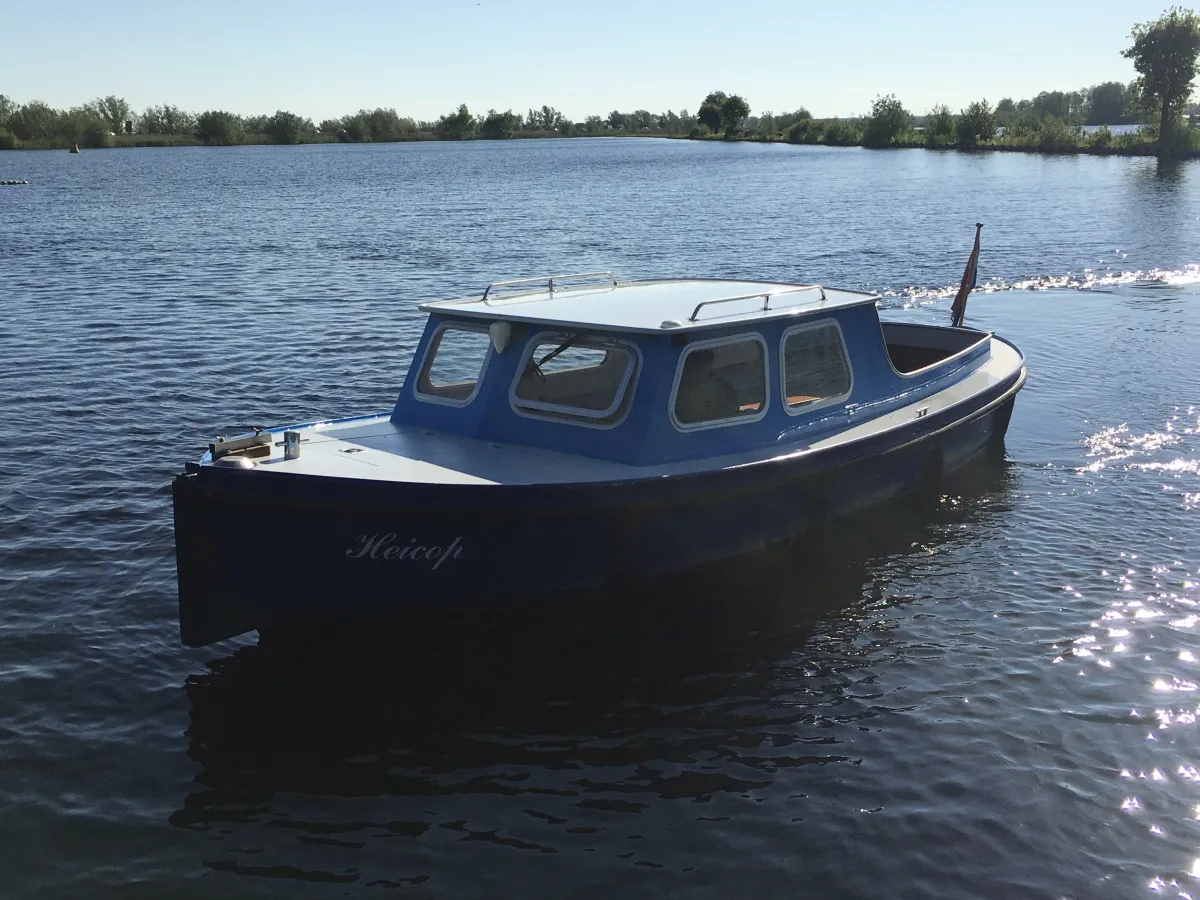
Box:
left=687, top=284, right=827, bottom=322
left=481, top=272, right=619, bottom=302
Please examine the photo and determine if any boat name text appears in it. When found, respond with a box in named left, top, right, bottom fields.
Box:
left=345, top=533, right=464, bottom=569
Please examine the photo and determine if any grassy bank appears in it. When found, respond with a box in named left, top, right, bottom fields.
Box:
left=684, top=121, right=1195, bottom=158
left=0, top=128, right=641, bottom=151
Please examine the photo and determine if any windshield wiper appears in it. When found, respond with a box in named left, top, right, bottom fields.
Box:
left=528, top=334, right=580, bottom=382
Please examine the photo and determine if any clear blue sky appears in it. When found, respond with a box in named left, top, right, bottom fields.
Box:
left=0, top=0, right=1170, bottom=121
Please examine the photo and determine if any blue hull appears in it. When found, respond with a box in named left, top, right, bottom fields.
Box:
left=172, top=372, right=1022, bottom=647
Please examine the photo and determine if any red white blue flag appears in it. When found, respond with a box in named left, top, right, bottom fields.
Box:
left=951, top=223, right=983, bottom=328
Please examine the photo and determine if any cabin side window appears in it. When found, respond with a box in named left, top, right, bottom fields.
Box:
left=780, top=321, right=852, bottom=413
left=671, top=335, right=769, bottom=430
left=510, top=332, right=639, bottom=426
left=414, top=323, right=492, bottom=406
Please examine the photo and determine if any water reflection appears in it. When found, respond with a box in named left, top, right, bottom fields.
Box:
left=1153, top=158, right=1191, bottom=185
left=173, top=462, right=1016, bottom=888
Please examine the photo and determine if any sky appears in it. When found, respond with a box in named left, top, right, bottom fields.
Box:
left=0, top=0, right=1169, bottom=122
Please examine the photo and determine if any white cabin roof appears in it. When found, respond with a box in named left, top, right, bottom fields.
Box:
left=420, top=276, right=878, bottom=334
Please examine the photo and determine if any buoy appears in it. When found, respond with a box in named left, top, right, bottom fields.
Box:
left=69, top=143, right=80, bottom=153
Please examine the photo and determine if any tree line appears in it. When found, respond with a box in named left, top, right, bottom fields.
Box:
left=0, top=95, right=717, bottom=149
left=3, top=8, right=1197, bottom=156
left=744, top=8, right=1200, bottom=158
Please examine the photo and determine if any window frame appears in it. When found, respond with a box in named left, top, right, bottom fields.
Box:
left=778, top=318, right=854, bottom=417
left=508, top=330, right=642, bottom=428
left=412, top=321, right=494, bottom=408
left=668, top=333, right=771, bottom=433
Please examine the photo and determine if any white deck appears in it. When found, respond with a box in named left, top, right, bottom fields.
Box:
left=212, top=338, right=1024, bottom=486
left=422, top=278, right=877, bottom=334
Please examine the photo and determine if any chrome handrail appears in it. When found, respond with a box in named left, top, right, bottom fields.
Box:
left=687, top=285, right=827, bottom=322
left=481, top=272, right=618, bottom=302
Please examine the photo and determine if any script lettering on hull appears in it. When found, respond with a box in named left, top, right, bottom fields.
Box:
left=345, top=533, right=464, bottom=570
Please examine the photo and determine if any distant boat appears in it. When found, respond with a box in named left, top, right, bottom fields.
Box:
left=69, top=143, right=80, bottom=153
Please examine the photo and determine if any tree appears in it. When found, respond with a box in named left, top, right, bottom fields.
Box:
left=8, top=101, right=58, bottom=141
left=366, top=107, right=415, bottom=141
left=786, top=118, right=822, bottom=143
left=195, top=110, right=244, bottom=145
left=697, top=90, right=727, bottom=133
left=479, top=109, right=518, bottom=139
left=88, top=95, right=131, bottom=134
left=758, top=110, right=776, bottom=137
left=775, top=107, right=812, bottom=132
left=435, top=103, right=476, bottom=140
left=1123, top=7, right=1200, bottom=155
left=956, top=99, right=997, bottom=145
left=1029, top=90, right=1087, bottom=125
left=241, top=114, right=271, bottom=134
left=1087, top=81, right=1134, bottom=124
left=55, top=106, right=108, bottom=146
left=823, top=119, right=861, bottom=146
left=606, top=110, right=625, bottom=130
left=0, top=94, right=14, bottom=129
left=318, top=118, right=342, bottom=134
left=696, top=103, right=721, bottom=132
left=862, top=94, right=911, bottom=146
left=139, top=104, right=195, bottom=135
left=926, top=104, right=955, bottom=146
left=340, top=113, right=371, bottom=142
left=266, top=110, right=313, bottom=144
left=719, top=94, right=750, bottom=136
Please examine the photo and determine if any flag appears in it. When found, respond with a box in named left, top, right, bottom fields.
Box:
left=951, top=223, right=983, bottom=328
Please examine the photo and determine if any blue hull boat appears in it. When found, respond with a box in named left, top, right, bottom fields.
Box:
left=172, top=274, right=1025, bottom=646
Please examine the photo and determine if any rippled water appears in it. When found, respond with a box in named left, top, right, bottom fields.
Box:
left=1, top=140, right=1199, bottom=898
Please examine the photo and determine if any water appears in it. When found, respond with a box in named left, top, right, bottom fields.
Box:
left=1, top=139, right=1199, bottom=899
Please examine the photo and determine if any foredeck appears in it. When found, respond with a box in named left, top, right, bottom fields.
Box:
left=421, top=275, right=879, bottom=334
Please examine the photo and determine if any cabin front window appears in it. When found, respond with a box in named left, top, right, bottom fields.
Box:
left=414, top=324, right=492, bottom=406
left=671, top=335, right=769, bottom=429
left=511, top=333, right=639, bottom=425
left=780, top=321, right=852, bottom=413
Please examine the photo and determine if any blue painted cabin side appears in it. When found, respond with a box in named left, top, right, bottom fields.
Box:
left=390, top=302, right=992, bottom=467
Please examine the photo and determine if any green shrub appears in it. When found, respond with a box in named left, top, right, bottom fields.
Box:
left=689, top=123, right=712, bottom=138
left=266, top=110, right=314, bottom=144
left=195, top=110, right=244, bottom=146
left=0, top=128, right=17, bottom=150
left=823, top=119, right=861, bottom=146
left=925, top=104, right=955, bottom=146
left=480, top=109, right=518, bottom=140
left=80, top=121, right=111, bottom=148
left=862, top=94, right=911, bottom=147
left=434, top=104, right=476, bottom=140
left=786, top=119, right=819, bottom=142
left=956, top=99, right=997, bottom=146
left=1090, top=124, right=1113, bottom=148
left=1037, top=114, right=1074, bottom=150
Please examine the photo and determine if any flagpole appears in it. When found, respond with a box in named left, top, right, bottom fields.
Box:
left=951, top=223, right=983, bottom=328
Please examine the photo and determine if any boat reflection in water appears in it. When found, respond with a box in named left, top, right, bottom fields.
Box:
left=172, top=458, right=1017, bottom=889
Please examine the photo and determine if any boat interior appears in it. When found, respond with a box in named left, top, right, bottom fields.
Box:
left=881, top=321, right=987, bottom=374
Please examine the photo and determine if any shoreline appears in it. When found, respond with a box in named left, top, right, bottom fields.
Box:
left=0, top=132, right=1189, bottom=160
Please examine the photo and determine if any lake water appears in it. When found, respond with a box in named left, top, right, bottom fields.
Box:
left=2, top=138, right=1199, bottom=899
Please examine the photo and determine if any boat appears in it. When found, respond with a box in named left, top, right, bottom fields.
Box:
left=172, top=272, right=1026, bottom=646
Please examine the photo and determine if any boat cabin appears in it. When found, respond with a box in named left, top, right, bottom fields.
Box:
left=391, top=273, right=993, bottom=467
